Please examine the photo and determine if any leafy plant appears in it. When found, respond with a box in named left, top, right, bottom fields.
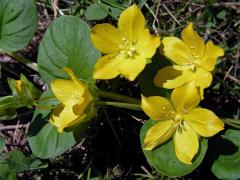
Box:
left=0, top=1, right=239, bottom=179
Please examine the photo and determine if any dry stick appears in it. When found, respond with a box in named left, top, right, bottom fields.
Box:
left=224, top=73, right=240, bottom=86
left=223, top=65, right=233, bottom=81
left=162, top=3, right=181, bottom=26
left=220, top=69, right=240, bottom=86
left=213, top=2, right=240, bottom=10
left=152, top=0, right=161, bottom=34
left=52, top=0, right=59, bottom=18
left=143, top=2, right=160, bottom=33
left=0, top=124, right=29, bottom=131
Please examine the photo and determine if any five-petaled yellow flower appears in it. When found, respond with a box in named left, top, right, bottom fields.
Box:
left=50, top=67, right=93, bottom=133
left=141, top=81, right=224, bottom=164
left=154, top=23, right=224, bottom=98
left=91, top=4, right=160, bottom=81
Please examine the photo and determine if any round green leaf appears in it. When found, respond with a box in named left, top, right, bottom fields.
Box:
left=211, top=129, right=240, bottom=179
left=140, top=120, right=208, bottom=177
left=0, top=164, right=16, bottom=180
left=6, top=151, right=28, bottom=172
left=212, top=151, right=240, bottom=180
left=222, top=129, right=240, bottom=148
left=85, top=3, right=108, bottom=20
left=37, top=16, right=100, bottom=85
left=28, top=91, right=75, bottom=159
left=0, top=0, right=37, bottom=52
left=28, top=91, right=91, bottom=159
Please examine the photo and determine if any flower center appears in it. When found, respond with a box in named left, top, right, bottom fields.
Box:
left=71, top=94, right=83, bottom=105
left=173, top=113, right=187, bottom=133
left=174, top=113, right=183, bottom=122
left=119, top=37, right=139, bottom=58
left=184, top=47, right=202, bottom=72
left=172, top=113, right=183, bottom=127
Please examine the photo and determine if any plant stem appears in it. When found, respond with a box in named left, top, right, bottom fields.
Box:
left=35, top=96, right=56, bottom=102
left=223, top=121, right=240, bottom=129
left=223, top=118, right=240, bottom=125
left=2, top=51, right=38, bottom=72
left=222, top=119, right=240, bottom=129
left=98, top=90, right=141, bottom=104
left=96, top=101, right=142, bottom=111
left=8, top=52, right=38, bottom=71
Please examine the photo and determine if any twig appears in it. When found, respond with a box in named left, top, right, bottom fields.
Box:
left=221, top=70, right=240, bottom=86
left=52, top=0, right=59, bottom=18
left=223, top=65, right=233, bottom=81
left=152, top=0, right=161, bottom=34
left=213, top=2, right=240, bottom=10
left=0, top=124, right=29, bottom=131
left=143, top=2, right=160, bottom=33
left=140, top=166, right=155, bottom=178
left=162, top=3, right=181, bottom=26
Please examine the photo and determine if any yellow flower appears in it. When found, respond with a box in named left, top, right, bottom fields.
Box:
left=141, top=81, right=224, bottom=164
left=154, top=23, right=224, bottom=98
left=50, top=67, right=93, bottom=133
left=91, top=4, right=160, bottom=81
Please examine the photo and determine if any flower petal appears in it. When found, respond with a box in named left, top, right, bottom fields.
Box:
left=63, top=67, right=85, bottom=87
left=199, top=41, right=224, bottom=71
left=51, top=79, right=85, bottom=106
left=119, top=55, right=147, bottom=81
left=171, top=81, right=200, bottom=114
left=154, top=66, right=193, bottom=89
left=135, top=29, right=160, bottom=58
left=91, top=23, right=123, bottom=54
left=93, top=54, right=122, bottom=80
left=162, top=37, right=192, bottom=65
left=118, top=4, right=145, bottom=42
left=141, top=95, right=175, bottom=121
left=192, top=68, right=212, bottom=98
left=73, top=85, right=93, bottom=115
left=181, top=22, right=205, bottom=58
left=143, top=120, right=175, bottom=150
left=50, top=105, right=86, bottom=133
left=174, top=122, right=199, bottom=164
left=185, top=108, right=224, bottom=137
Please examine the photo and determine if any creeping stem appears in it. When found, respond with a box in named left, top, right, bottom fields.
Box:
left=96, top=101, right=141, bottom=111
left=98, top=90, right=141, bottom=104
left=222, top=118, right=240, bottom=129
left=0, top=49, right=38, bottom=72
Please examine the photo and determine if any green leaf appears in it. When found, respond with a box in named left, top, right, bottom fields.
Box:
left=37, top=16, right=100, bottom=85
left=6, top=151, right=29, bottom=172
left=85, top=3, right=108, bottom=20
left=110, top=7, right=122, bottom=18
left=212, top=152, right=240, bottom=180
left=212, top=129, right=240, bottom=179
left=216, top=10, right=226, bottom=20
left=0, top=96, right=19, bottom=120
left=139, top=51, right=171, bottom=97
left=2, top=150, right=47, bottom=173
left=222, top=129, right=240, bottom=148
left=28, top=91, right=91, bottom=159
left=7, top=74, right=42, bottom=107
left=0, top=0, right=37, bottom=52
left=0, top=138, right=4, bottom=152
left=140, top=120, right=208, bottom=177
left=0, top=164, right=16, bottom=180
